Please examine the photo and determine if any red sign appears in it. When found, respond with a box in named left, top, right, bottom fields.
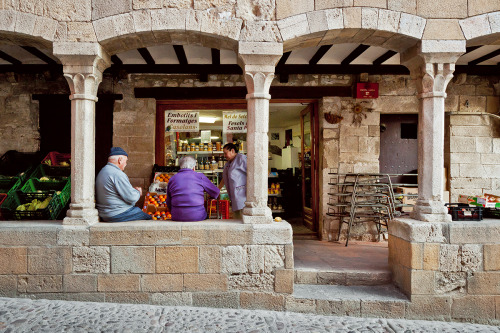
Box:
left=356, top=83, right=379, bottom=99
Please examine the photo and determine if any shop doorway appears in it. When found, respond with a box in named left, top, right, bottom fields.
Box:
left=155, top=101, right=320, bottom=234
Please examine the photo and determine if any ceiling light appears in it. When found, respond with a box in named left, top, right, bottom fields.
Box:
left=199, top=116, right=216, bottom=123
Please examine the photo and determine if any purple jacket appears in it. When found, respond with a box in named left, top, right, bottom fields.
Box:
left=166, top=169, right=220, bottom=221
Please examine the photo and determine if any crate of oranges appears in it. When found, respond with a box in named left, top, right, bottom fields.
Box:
left=154, top=172, right=173, bottom=183
left=142, top=192, right=172, bottom=220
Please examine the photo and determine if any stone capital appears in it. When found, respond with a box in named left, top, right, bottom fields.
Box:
left=53, top=42, right=111, bottom=99
left=401, top=40, right=465, bottom=97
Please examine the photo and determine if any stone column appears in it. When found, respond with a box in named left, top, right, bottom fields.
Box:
left=402, top=41, right=465, bottom=222
left=53, top=43, right=111, bottom=225
left=238, top=42, right=283, bottom=224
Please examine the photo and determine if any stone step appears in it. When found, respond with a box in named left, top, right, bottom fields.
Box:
left=286, top=284, right=409, bottom=317
left=295, top=268, right=391, bottom=286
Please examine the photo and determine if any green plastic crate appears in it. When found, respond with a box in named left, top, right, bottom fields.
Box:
left=1, top=191, right=62, bottom=220
left=21, top=178, right=71, bottom=207
left=0, top=176, right=22, bottom=196
left=29, top=164, right=70, bottom=181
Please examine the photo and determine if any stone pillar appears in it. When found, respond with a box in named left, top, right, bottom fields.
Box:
left=238, top=42, right=283, bottom=224
left=402, top=41, right=465, bottom=222
left=53, top=43, right=111, bottom=226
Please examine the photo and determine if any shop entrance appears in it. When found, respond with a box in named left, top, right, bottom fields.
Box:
left=155, top=101, right=320, bottom=232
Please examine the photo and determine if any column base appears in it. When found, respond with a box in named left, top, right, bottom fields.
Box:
left=62, top=203, right=100, bottom=226
left=242, top=206, right=273, bottom=224
left=410, top=199, right=452, bottom=222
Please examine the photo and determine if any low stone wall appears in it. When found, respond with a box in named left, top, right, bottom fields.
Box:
left=0, top=220, right=294, bottom=309
left=389, top=218, right=500, bottom=324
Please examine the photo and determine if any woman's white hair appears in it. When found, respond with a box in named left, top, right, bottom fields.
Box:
left=179, top=156, right=196, bottom=169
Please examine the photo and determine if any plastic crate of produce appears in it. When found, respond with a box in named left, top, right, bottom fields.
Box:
left=0, top=150, right=44, bottom=182
left=30, top=164, right=70, bottom=181
left=21, top=178, right=71, bottom=207
left=445, top=203, right=483, bottom=221
left=1, top=191, right=62, bottom=220
left=484, top=208, right=500, bottom=218
left=42, top=151, right=71, bottom=167
left=0, top=176, right=22, bottom=196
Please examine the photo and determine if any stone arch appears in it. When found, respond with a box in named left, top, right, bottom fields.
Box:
left=92, top=8, right=244, bottom=56
left=277, top=8, right=426, bottom=53
left=459, top=12, right=500, bottom=45
left=0, top=10, right=58, bottom=49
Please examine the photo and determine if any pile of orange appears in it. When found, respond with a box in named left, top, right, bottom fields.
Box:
left=155, top=173, right=171, bottom=183
left=146, top=194, right=167, bottom=207
left=149, top=210, right=171, bottom=220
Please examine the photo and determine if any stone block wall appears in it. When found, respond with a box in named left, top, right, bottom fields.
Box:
left=0, top=221, right=294, bottom=309
left=0, top=73, right=68, bottom=155
left=389, top=218, right=500, bottom=324
left=446, top=75, right=500, bottom=201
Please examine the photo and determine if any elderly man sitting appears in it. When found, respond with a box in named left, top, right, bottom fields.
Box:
left=166, top=156, right=220, bottom=221
left=95, top=147, right=152, bottom=222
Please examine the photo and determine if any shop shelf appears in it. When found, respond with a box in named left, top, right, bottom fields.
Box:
left=0, top=190, right=62, bottom=220
left=0, top=150, right=44, bottom=182
left=29, top=164, right=70, bottom=181
left=41, top=151, right=71, bottom=167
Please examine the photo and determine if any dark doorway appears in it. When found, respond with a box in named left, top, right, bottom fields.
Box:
left=379, top=114, right=418, bottom=183
left=35, top=94, right=116, bottom=176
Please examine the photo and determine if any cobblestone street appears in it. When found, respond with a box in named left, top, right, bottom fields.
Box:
left=0, top=297, right=498, bottom=333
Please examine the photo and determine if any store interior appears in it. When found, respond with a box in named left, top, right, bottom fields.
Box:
left=164, top=103, right=315, bottom=237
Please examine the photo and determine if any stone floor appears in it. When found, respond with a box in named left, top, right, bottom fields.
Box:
left=0, top=297, right=498, bottom=332
left=294, top=239, right=389, bottom=271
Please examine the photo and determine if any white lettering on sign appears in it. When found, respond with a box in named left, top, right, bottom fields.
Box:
left=223, top=112, right=247, bottom=133
left=165, top=111, right=199, bottom=132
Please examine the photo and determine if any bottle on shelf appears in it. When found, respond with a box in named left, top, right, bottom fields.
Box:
left=204, top=157, right=210, bottom=170
left=195, top=154, right=199, bottom=170
left=211, top=155, right=217, bottom=171
left=218, top=156, right=224, bottom=169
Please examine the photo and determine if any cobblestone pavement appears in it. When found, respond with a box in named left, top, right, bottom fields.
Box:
left=0, top=297, right=499, bottom=333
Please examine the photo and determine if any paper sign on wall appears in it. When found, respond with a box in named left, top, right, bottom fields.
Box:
left=165, top=111, right=199, bottom=132
left=223, top=111, right=247, bottom=133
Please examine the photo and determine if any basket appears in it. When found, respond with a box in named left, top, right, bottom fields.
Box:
left=0, top=177, right=22, bottom=196
left=206, top=199, right=229, bottom=219
left=445, top=203, right=483, bottom=221
left=42, top=151, right=71, bottom=167
left=484, top=209, right=500, bottom=219
left=21, top=178, right=71, bottom=207
left=0, top=150, right=44, bottom=181
left=29, top=164, right=71, bottom=181
left=0, top=191, right=62, bottom=220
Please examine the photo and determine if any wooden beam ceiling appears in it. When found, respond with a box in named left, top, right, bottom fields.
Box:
left=137, top=47, right=155, bottom=65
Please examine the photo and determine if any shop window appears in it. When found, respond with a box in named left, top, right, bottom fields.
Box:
left=401, top=123, right=417, bottom=139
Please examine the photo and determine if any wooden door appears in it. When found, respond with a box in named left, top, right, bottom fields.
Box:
left=300, top=104, right=319, bottom=232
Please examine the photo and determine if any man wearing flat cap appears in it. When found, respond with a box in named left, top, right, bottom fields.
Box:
left=95, top=147, right=152, bottom=222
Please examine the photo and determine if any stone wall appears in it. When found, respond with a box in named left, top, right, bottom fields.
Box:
left=446, top=75, right=500, bottom=201
left=0, top=221, right=294, bottom=308
left=389, top=218, right=500, bottom=324
left=0, top=73, right=68, bottom=155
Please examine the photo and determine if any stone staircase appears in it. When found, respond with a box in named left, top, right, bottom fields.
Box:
left=290, top=240, right=409, bottom=318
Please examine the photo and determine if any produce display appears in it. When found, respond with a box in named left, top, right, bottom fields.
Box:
left=143, top=192, right=171, bottom=220
left=16, top=196, right=52, bottom=211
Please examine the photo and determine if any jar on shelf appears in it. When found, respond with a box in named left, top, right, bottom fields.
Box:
left=190, top=143, right=195, bottom=151
left=195, top=145, right=200, bottom=151
left=207, top=142, right=213, bottom=151
left=216, top=142, right=221, bottom=151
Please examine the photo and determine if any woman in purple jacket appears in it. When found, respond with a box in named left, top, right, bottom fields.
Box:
left=166, top=156, right=220, bottom=221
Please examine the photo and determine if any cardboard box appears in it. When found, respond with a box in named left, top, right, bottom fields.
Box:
left=458, top=194, right=500, bottom=208
left=394, top=187, right=418, bottom=212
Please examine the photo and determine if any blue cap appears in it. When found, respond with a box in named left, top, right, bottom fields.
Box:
left=109, top=147, right=128, bottom=157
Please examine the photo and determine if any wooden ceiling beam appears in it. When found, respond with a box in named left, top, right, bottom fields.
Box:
left=341, top=44, right=370, bottom=65
left=309, top=45, right=332, bottom=65
left=173, top=45, right=188, bottom=65
left=211, top=48, right=220, bottom=65
left=468, top=47, right=500, bottom=65
left=372, top=50, right=398, bottom=66
left=0, top=50, right=21, bottom=65
left=137, top=47, right=155, bottom=65
left=21, top=46, right=57, bottom=65
left=111, top=55, right=123, bottom=65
